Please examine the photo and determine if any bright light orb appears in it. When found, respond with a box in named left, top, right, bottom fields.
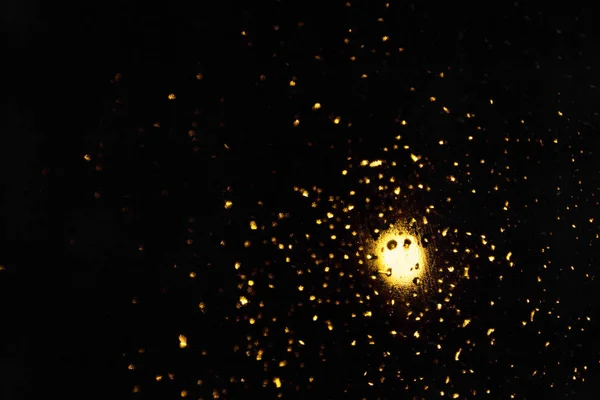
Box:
left=373, top=229, right=427, bottom=287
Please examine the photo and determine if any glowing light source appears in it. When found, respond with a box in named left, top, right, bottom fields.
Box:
left=370, top=227, right=427, bottom=288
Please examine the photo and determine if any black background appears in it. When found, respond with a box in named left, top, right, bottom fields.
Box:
left=2, top=1, right=600, bottom=399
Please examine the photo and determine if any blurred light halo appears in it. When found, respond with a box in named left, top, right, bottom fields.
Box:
left=372, top=229, right=427, bottom=287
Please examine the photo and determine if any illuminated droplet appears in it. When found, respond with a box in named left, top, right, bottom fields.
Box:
left=178, top=335, right=187, bottom=349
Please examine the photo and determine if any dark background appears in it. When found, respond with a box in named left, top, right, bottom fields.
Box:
left=2, top=1, right=600, bottom=398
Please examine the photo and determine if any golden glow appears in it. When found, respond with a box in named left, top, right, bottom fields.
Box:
left=370, top=227, right=427, bottom=288
left=178, top=334, right=187, bottom=348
